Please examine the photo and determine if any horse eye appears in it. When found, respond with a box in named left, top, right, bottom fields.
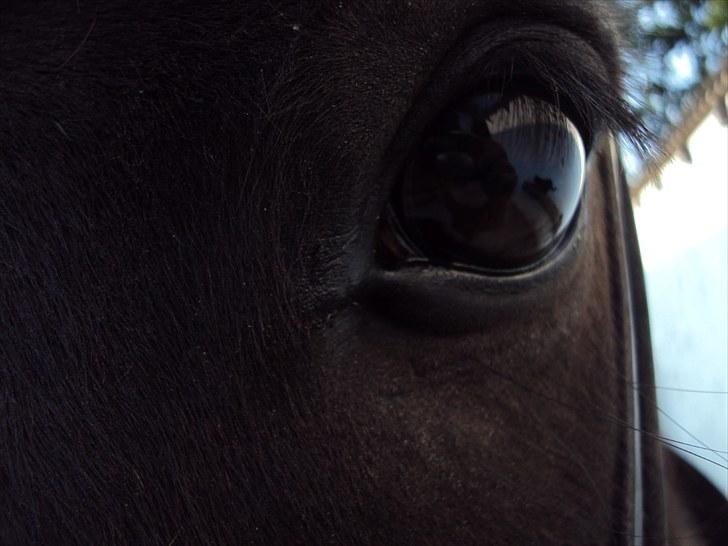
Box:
left=379, top=93, right=586, bottom=274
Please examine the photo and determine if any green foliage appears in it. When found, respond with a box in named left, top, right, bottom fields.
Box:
left=706, top=0, right=728, bottom=28
left=624, top=0, right=727, bottom=140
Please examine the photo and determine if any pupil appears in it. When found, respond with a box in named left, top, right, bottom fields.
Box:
left=394, top=93, right=586, bottom=272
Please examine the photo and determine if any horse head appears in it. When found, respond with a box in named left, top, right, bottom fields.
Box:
left=2, top=1, right=725, bottom=544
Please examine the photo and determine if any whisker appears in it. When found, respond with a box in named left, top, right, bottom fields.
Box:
left=478, top=362, right=728, bottom=469
left=655, top=405, right=728, bottom=463
left=649, top=436, right=728, bottom=455
left=631, top=383, right=728, bottom=395
left=659, top=441, right=728, bottom=471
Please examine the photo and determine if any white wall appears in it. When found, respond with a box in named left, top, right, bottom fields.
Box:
left=632, top=111, right=728, bottom=496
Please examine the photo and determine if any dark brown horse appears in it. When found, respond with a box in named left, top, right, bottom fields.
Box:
left=1, top=1, right=725, bottom=544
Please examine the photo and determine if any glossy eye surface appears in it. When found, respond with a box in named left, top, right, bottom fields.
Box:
left=382, top=92, right=586, bottom=273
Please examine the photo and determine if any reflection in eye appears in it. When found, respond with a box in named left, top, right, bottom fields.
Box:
left=379, top=93, right=586, bottom=273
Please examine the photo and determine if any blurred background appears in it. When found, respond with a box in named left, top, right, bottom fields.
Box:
left=620, top=0, right=727, bottom=496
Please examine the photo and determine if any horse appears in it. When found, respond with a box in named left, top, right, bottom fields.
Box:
left=1, top=1, right=725, bottom=544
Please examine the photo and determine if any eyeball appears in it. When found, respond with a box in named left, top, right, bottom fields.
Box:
left=387, top=92, right=586, bottom=273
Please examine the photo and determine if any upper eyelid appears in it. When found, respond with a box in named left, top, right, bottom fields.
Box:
left=381, top=18, right=647, bottom=175
left=453, top=22, right=628, bottom=127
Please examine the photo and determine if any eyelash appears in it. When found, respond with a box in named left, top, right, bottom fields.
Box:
left=459, top=63, right=647, bottom=156
left=412, top=20, right=653, bottom=157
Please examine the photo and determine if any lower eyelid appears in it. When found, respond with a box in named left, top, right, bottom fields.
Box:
left=358, top=145, right=604, bottom=334
left=354, top=127, right=620, bottom=336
